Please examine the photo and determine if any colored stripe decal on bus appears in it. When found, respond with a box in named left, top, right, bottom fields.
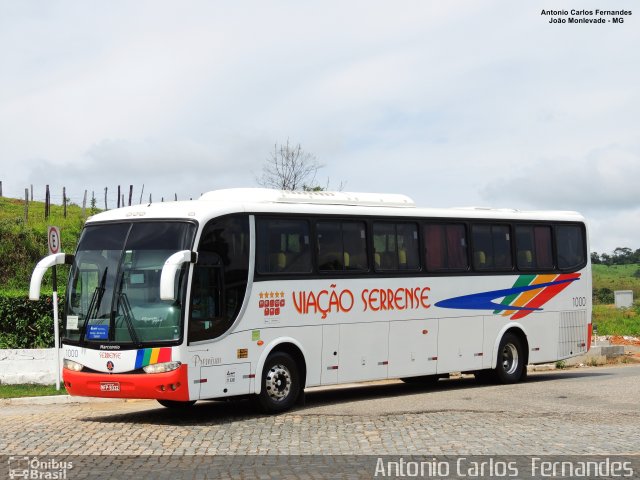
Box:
left=493, top=274, right=536, bottom=315
left=157, top=347, right=172, bottom=363
left=135, top=348, right=172, bottom=369
left=150, top=348, right=160, bottom=365
left=510, top=273, right=580, bottom=320
left=500, top=274, right=558, bottom=317
left=435, top=273, right=580, bottom=320
left=135, top=349, right=144, bottom=369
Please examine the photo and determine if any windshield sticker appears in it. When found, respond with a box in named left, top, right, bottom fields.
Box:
left=87, top=324, right=109, bottom=340
left=66, top=315, right=79, bottom=330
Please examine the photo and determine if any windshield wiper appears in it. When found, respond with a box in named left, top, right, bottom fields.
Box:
left=78, top=268, right=108, bottom=345
left=117, top=292, right=141, bottom=346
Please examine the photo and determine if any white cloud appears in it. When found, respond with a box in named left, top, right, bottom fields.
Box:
left=0, top=0, right=639, bottom=253
left=482, top=145, right=640, bottom=211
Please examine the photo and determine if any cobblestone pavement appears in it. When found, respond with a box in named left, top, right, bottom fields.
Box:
left=1, top=364, right=639, bottom=456
left=1, top=365, right=639, bottom=478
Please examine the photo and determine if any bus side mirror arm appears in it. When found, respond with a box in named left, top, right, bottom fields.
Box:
left=160, top=250, right=197, bottom=301
left=29, top=253, right=74, bottom=301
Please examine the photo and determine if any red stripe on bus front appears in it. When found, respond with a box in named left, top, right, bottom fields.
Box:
left=157, top=347, right=172, bottom=363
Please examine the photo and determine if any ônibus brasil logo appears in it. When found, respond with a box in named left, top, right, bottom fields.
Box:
left=434, top=273, right=580, bottom=320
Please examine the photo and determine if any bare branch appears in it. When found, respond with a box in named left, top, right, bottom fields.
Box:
left=257, top=139, right=322, bottom=191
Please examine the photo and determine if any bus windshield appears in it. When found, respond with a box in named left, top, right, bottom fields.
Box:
left=65, top=222, right=196, bottom=346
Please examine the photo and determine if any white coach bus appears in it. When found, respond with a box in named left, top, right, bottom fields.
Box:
left=30, top=189, right=591, bottom=413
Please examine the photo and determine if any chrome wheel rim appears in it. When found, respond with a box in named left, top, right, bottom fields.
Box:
left=265, top=363, right=291, bottom=401
left=501, top=343, right=519, bottom=375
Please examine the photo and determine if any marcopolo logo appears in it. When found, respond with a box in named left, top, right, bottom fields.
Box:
left=8, top=456, right=73, bottom=479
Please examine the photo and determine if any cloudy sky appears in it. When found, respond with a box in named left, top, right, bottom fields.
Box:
left=1, top=1, right=638, bottom=253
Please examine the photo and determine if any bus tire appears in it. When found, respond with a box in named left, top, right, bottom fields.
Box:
left=495, top=332, right=525, bottom=384
left=255, top=351, right=300, bottom=414
left=157, top=399, right=196, bottom=409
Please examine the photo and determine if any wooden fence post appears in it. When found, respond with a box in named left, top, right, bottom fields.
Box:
left=45, top=185, right=50, bottom=219
left=24, top=188, right=29, bottom=222
left=128, top=185, right=133, bottom=206
left=63, top=186, right=67, bottom=218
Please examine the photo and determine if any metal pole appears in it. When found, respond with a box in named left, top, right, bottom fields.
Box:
left=52, top=266, right=61, bottom=391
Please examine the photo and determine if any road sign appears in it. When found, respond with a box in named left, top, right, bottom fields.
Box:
left=48, top=226, right=61, bottom=255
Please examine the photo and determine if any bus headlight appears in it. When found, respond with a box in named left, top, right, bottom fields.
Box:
left=143, top=361, right=181, bottom=374
left=63, top=359, right=84, bottom=372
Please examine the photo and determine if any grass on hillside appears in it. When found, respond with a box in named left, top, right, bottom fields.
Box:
left=0, top=196, right=90, bottom=248
left=592, top=263, right=640, bottom=299
left=593, top=304, right=640, bottom=337
left=0, top=383, right=68, bottom=398
left=0, top=196, right=92, bottom=294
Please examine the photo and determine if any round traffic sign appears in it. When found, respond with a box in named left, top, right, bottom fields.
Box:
left=48, top=226, right=61, bottom=255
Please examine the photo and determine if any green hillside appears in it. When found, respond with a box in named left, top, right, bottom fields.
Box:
left=0, top=196, right=88, bottom=295
left=592, top=263, right=640, bottom=299
left=592, top=263, right=640, bottom=336
left=0, top=197, right=90, bottom=348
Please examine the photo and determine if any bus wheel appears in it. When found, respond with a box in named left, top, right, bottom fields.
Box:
left=157, top=399, right=196, bottom=409
left=495, top=332, right=524, bottom=384
left=255, top=351, right=300, bottom=414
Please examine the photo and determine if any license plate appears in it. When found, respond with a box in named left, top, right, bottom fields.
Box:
left=100, top=382, right=120, bottom=392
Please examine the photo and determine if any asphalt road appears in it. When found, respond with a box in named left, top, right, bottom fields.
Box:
left=1, top=364, right=639, bottom=478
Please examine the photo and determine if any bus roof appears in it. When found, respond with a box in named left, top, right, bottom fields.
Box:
left=85, top=188, right=585, bottom=225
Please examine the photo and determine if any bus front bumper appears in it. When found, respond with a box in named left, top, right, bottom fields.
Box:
left=62, top=364, right=190, bottom=401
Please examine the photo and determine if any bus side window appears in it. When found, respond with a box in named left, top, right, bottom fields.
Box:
left=189, top=266, right=222, bottom=342
left=373, top=222, right=420, bottom=271
left=516, top=225, right=553, bottom=270
left=556, top=225, right=586, bottom=270
left=471, top=224, right=513, bottom=271
left=190, top=215, right=249, bottom=343
left=256, top=218, right=312, bottom=274
left=424, top=223, right=468, bottom=272
left=317, top=221, right=368, bottom=272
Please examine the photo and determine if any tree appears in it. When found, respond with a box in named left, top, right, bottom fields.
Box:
left=257, top=140, right=324, bottom=191
left=613, top=247, right=633, bottom=264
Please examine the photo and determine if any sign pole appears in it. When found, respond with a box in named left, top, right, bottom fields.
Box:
left=52, top=265, right=61, bottom=391
left=48, top=226, right=62, bottom=391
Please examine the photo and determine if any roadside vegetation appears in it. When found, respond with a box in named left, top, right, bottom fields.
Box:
left=591, top=263, right=640, bottom=336
left=0, top=196, right=86, bottom=295
left=0, top=383, right=67, bottom=399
